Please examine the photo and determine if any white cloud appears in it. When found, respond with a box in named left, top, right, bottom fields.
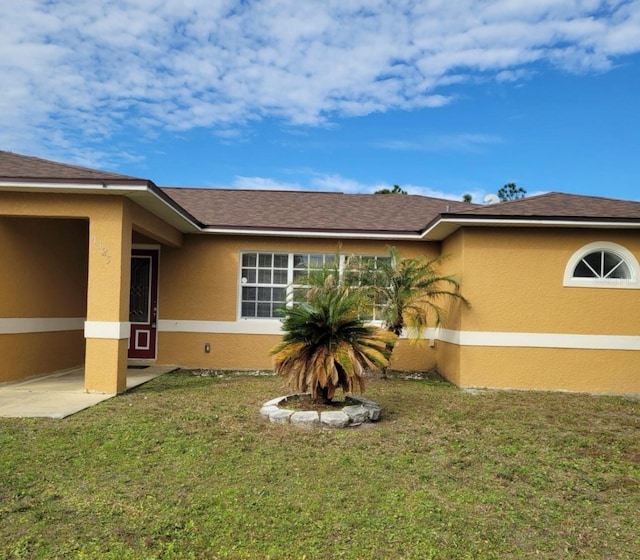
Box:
left=249, top=170, right=483, bottom=201
left=300, top=172, right=476, bottom=201
left=402, top=183, right=487, bottom=202
left=230, top=176, right=302, bottom=191
left=377, top=133, right=503, bottom=153
left=1, top=0, right=639, bottom=161
left=309, top=173, right=385, bottom=194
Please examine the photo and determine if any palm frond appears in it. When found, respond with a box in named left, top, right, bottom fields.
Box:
left=334, top=342, right=356, bottom=379
left=354, top=342, right=393, bottom=370
left=271, top=340, right=307, bottom=362
left=360, top=247, right=469, bottom=338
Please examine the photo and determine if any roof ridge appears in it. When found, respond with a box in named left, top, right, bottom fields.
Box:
left=484, top=191, right=556, bottom=205
left=546, top=191, right=640, bottom=204
left=498, top=191, right=640, bottom=205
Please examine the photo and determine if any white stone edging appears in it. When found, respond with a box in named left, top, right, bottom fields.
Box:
left=260, top=394, right=382, bottom=428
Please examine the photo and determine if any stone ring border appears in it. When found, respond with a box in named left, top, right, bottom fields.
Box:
left=260, top=394, right=382, bottom=428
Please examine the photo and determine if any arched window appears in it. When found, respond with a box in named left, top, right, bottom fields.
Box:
left=563, top=242, right=639, bottom=289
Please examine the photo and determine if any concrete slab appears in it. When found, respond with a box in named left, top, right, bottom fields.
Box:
left=0, top=364, right=178, bottom=419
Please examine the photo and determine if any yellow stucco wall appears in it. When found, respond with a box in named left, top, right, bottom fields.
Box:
left=158, top=332, right=281, bottom=370
left=436, top=341, right=462, bottom=386
left=0, top=217, right=88, bottom=316
left=129, top=203, right=183, bottom=248
left=0, top=331, right=86, bottom=384
left=83, top=199, right=131, bottom=322
left=456, top=227, right=640, bottom=335
left=437, top=227, right=640, bottom=394
left=459, top=346, right=640, bottom=394
left=157, top=236, right=440, bottom=371
left=0, top=217, right=88, bottom=383
left=439, top=228, right=465, bottom=332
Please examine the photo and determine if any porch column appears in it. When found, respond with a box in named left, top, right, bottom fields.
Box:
left=84, top=201, right=132, bottom=393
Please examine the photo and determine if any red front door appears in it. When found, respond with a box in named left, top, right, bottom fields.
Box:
left=128, top=249, right=159, bottom=359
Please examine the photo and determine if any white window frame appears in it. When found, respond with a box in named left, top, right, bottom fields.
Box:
left=238, top=251, right=390, bottom=319
left=239, top=252, right=290, bottom=319
left=239, top=252, right=337, bottom=319
left=342, top=254, right=392, bottom=321
left=291, top=252, right=339, bottom=304
left=563, top=241, right=640, bottom=289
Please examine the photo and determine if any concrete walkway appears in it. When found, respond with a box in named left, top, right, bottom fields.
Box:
left=0, top=364, right=178, bottom=419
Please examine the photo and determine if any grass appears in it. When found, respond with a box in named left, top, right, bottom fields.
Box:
left=0, top=370, right=638, bottom=559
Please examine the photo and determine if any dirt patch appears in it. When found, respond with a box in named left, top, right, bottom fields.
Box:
left=281, top=394, right=347, bottom=412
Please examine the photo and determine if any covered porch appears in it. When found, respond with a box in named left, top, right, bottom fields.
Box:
left=0, top=190, right=187, bottom=394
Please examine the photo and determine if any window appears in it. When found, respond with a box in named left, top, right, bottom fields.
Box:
left=241, top=252, right=288, bottom=318
left=573, top=251, right=630, bottom=279
left=563, top=242, right=639, bottom=289
left=343, top=255, right=392, bottom=320
left=292, top=253, right=337, bottom=303
left=240, top=252, right=335, bottom=318
left=239, top=251, right=390, bottom=318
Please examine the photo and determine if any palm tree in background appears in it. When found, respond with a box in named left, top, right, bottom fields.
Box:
left=361, top=247, right=469, bottom=373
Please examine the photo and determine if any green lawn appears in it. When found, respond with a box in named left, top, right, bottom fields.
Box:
left=0, top=371, right=638, bottom=559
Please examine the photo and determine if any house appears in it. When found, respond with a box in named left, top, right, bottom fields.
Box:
left=1, top=150, right=639, bottom=395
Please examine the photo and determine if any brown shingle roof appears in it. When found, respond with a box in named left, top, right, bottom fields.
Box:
left=4, top=150, right=640, bottom=234
left=161, top=187, right=474, bottom=234
left=0, top=150, right=147, bottom=183
left=452, top=192, right=640, bottom=220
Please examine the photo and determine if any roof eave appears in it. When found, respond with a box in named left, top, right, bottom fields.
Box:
left=422, top=215, right=640, bottom=240
left=199, top=226, right=422, bottom=240
left=5, top=181, right=640, bottom=240
left=0, top=179, right=149, bottom=191
left=0, top=180, right=201, bottom=233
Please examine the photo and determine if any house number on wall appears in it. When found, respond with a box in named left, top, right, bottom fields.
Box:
left=92, top=235, right=112, bottom=264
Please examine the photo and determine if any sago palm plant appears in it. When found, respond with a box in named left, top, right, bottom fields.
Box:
left=270, top=275, right=397, bottom=403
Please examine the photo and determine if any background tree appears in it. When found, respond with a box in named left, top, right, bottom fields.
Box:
left=462, top=193, right=473, bottom=202
left=270, top=274, right=397, bottom=402
left=375, top=184, right=407, bottom=194
left=497, top=183, right=526, bottom=201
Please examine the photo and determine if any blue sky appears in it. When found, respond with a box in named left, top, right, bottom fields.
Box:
left=2, top=0, right=640, bottom=202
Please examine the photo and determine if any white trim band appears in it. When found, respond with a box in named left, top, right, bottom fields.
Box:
left=158, top=319, right=283, bottom=335
left=0, top=317, right=85, bottom=334
left=438, top=328, right=640, bottom=351
left=158, top=320, right=414, bottom=337
left=84, top=321, right=131, bottom=339
left=157, top=320, right=422, bottom=337
left=201, top=227, right=419, bottom=240
left=157, top=320, right=640, bottom=351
